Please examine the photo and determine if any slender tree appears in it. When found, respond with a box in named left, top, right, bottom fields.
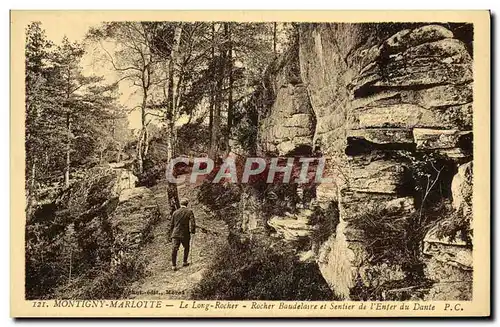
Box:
left=50, top=37, right=108, bottom=188
left=164, top=24, right=183, bottom=212
left=225, top=23, right=234, bottom=155
left=88, top=22, right=164, bottom=174
left=25, top=22, right=53, bottom=203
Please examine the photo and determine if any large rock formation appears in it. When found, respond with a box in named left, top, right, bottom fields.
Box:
left=65, top=166, right=161, bottom=270
left=250, top=23, right=474, bottom=300
left=260, top=46, right=316, bottom=156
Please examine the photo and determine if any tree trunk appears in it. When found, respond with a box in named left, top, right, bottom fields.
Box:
left=165, top=25, right=183, bottom=214
left=116, top=145, right=122, bottom=163
left=31, top=160, right=36, bottom=193
left=137, top=89, right=148, bottom=174
left=273, top=22, right=277, bottom=55
left=166, top=122, right=180, bottom=214
left=210, top=24, right=226, bottom=160
left=208, top=23, right=216, bottom=158
left=64, top=112, right=71, bottom=188
left=225, top=23, right=234, bottom=156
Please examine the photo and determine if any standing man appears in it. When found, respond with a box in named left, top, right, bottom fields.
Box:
left=170, top=199, right=196, bottom=271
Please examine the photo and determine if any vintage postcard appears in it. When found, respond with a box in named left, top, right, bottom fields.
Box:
left=10, top=10, right=490, bottom=317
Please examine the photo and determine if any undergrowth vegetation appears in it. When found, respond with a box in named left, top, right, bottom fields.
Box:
left=53, top=253, right=147, bottom=299
left=25, top=168, right=152, bottom=299
left=309, top=201, right=340, bottom=247
left=191, top=237, right=336, bottom=300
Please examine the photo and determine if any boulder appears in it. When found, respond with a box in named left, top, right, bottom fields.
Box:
left=339, top=188, right=414, bottom=222
left=109, top=186, right=161, bottom=265
left=114, top=168, right=139, bottom=195
left=67, top=167, right=121, bottom=221
left=423, top=225, right=472, bottom=270
left=390, top=38, right=471, bottom=65
left=298, top=250, right=316, bottom=263
left=382, top=25, right=454, bottom=55
left=260, top=84, right=314, bottom=155
left=315, top=183, right=339, bottom=203
left=316, top=113, right=347, bottom=135
left=268, top=216, right=316, bottom=241
left=436, top=148, right=470, bottom=160
left=259, top=23, right=475, bottom=300
left=347, top=158, right=409, bottom=194
left=268, top=209, right=317, bottom=242
left=423, top=257, right=472, bottom=301
left=351, top=83, right=472, bottom=110
left=352, top=61, right=471, bottom=93
left=451, top=161, right=473, bottom=217
left=351, top=27, right=472, bottom=93
left=409, top=83, right=472, bottom=108
left=282, top=113, right=311, bottom=127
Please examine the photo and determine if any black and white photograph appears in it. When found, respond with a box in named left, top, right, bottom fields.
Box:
left=10, top=10, right=490, bottom=318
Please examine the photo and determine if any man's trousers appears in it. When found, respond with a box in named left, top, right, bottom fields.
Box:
left=171, top=236, right=190, bottom=266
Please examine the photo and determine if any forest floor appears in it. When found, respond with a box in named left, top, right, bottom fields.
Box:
left=127, top=176, right=228, bottom=299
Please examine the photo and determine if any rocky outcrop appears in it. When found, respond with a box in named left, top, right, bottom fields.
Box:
left=423, top=255, right=472, bottom=301
left=67, top=166, right=161, bottom=268
left=268, top=210, right=316, bottom=242
left=300, top=24, right=472, bottom=300
left=423, top=225, right=472, bottom=270
left=255, top=23, right=473, bottom=300
left=109, top=186, right=161, bottom=266
left=260, top=46, right=315, bottom=156
left=239, top=188, right=266, bottom=233
left=452, top=161, right=473, bottom=217
left=420, top=160, right=473, bottom=300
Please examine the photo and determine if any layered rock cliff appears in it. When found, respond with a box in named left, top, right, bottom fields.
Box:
left=249, top=23, right=473, bottom=300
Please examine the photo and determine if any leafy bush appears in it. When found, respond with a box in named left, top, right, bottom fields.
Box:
left=350, top=206, right=415, bottom=266
left=191, top=238, right=335, bottom=300
left=261, top=183, right=300, bottom=217
left=134, top=158, right=165, bottom=187
left=309, top=201, right=340, bottom=247
left=197, top=181, right=242, bottom=213
left=25, top=220, right=69, bottom=299
left=54, top=253, right=146, bottom=299
left=348, top=200, right=460, bottom=301
left=350, top=274, right=432, bottom=301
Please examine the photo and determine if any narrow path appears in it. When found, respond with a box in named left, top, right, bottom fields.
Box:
left=127, top=177, right=228, bottom=299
